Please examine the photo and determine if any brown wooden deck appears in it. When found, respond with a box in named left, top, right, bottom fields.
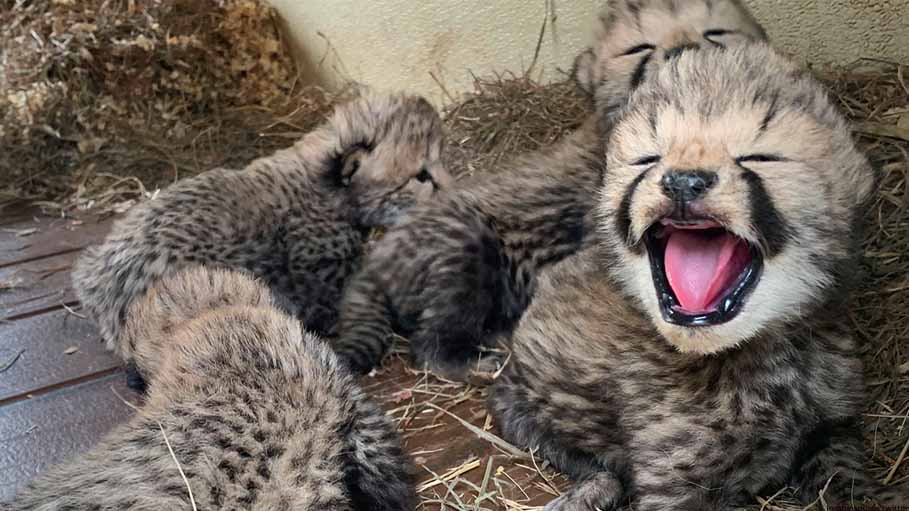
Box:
left=0, top=205, right=562, bottom=508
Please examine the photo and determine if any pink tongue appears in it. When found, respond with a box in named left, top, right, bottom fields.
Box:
left=664, top=229, right=750, bottom=313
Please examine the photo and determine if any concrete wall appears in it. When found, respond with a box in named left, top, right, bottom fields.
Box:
left=745, top=0, right=909, bottom=67
left=270, top=0, right=909, bottom=105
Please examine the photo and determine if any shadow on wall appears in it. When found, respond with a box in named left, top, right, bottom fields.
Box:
left=273, top=12, right=326, bottom=89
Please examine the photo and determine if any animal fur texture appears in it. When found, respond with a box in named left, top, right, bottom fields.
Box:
left=332, top=0, right=767, bottom=382
left=10, top=266, right=415, bottom=511
left=72, top=92, right=450, bottom=376
left=573, top=0, right=766, bottom=122
left=489, top=44, right=903, bottom=510
left=335, top=122, right=603, bottom=381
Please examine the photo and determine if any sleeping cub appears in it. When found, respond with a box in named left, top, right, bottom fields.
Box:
left=73, top=93, right=450, bottom=384
left=11, top=266, right=415, bottom=510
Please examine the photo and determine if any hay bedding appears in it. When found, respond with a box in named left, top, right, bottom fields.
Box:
left=829, top=62, right=909, bottom=491
left=0, top=0, right=341, bottom=211
left=2, top=1, right=909, bottom=508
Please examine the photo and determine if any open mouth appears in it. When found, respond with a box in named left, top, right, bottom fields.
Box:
left=644, top=218, right=762, bottom=326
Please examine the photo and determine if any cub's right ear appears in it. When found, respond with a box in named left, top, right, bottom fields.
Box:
left=571, top=48, right=598, bottom=99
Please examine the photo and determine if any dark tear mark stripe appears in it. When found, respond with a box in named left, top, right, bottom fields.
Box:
left=759, top=92, right=780, bottom=135
left=740, top=168, right=792, bottom=257
left=648, top=107, right=659, bottom=137
left=616, top=168, right=652, bottom=253
left=629, top=53, right=653, bottom=91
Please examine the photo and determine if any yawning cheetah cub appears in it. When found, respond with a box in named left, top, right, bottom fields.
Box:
left=490, top=44, right=902, bottom=510
left=11, top=266, right=415, bottom=511
left=333, top=0, right=767, bottom=382
left=73, top=93, right=450, bottom=380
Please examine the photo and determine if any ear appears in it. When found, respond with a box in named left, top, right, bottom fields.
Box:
left=331, top=144, right=370, bottom=188
left=572, top=48, right=599, bottom=98
left=293, top=95, right=376, bottom=182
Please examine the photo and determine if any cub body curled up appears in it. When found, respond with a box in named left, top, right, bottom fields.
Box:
left=490, top=44, right=903, bottom=510
left=73, top=93, right=450, bottom=378
left=10, top=266, right=415, bottom=511
left=333, top=0, right=767, bottom=381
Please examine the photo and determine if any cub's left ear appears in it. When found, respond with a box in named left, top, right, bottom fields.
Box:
left=332, top=144, right=370, bottom=188
left=572, top=48, right=598, bottom=99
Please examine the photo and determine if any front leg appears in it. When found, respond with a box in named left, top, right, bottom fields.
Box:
left=790, top=419, right=904, bottom=506
left=407, top=280, right=508, bottom=383
left=490, top=368, right=627, bottom=510
left=282, top=266, right=343, bottom=335
left=630, top=479, right=730, bottom=511
left=403, top=209, right=522, bottom=383
left=544, top=473, right=623, bottom=511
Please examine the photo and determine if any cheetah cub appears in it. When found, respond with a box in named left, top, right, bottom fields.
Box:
left=332, top=0, right=767, bottom=382
left=10, top=266, right=415, bottom=511
left=490, top=44, right=903, bottom=510
left=73, top=92, right=450, bottom=377
left=574, top=0, right=766, bottom=121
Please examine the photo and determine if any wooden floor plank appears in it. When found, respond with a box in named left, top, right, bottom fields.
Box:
left=0, top=372, right=140, bottom=502
left=0, top=211, right=34, bottom=228
left=0, top=214, right=112, bottom=268
left=0, top=251, right=80, bottom=320
left=0, top=310, right=121, bottom=403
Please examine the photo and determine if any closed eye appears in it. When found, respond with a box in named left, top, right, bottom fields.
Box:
left=703, top=29, right=735, bottom=47
left=631, top=155, right=661, bottom=166
left=736, top=154, right=786, bottom=164
left=620, top=44, right=656, bottom=56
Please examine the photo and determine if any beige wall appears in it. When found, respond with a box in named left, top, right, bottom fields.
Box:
left=270, top=0, right=909, bottom=105
left=745, top=0, right=909, bottom=67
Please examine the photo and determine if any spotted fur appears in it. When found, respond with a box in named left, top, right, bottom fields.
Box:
left=489, top=44, right=903, bottom=510
left=10, top=266, right=415, bottom=511
left=72, top=93, right=450, bottom=379
left=335, top=121, right=603, bottom=381
left=331, top=0, right=767, bottom=382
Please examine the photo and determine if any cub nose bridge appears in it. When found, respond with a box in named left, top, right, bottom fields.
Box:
left=662, top=30, right=700, bottom=59
left=660, top=170, right=718, bottom=202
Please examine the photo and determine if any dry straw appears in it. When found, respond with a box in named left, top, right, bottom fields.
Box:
left=0, top=0, right=343, bottom=211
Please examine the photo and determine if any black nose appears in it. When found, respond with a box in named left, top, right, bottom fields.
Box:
left=664, top=43, right=699, bottom=61
left=661, top=170, right=717, bottom=202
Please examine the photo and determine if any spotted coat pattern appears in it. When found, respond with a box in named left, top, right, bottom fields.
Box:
left=11, top=267, right=415, bottom=511
left=72, top=93, right=449, bottom=377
